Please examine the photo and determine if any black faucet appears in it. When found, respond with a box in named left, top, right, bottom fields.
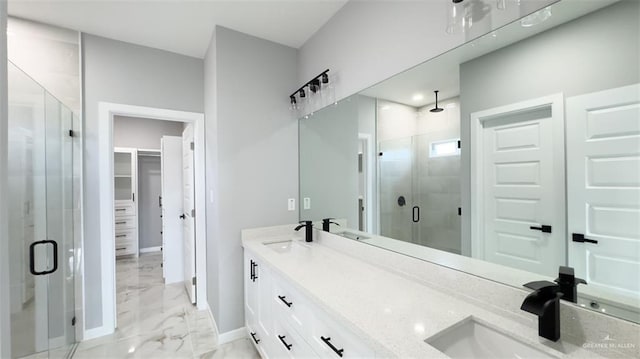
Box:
left=295, top=220, right=313, bottom=242
left=520, top=281, right=563, bottom=341
left=322, top=218, right=340, bottom=232
left=555, top=266, right=586, bottom=303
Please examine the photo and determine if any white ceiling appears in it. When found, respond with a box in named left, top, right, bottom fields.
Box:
left=8, top=0, right=348, bottom=58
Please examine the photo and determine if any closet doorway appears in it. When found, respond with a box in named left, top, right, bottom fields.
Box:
left=96, top=103, right=206, bottom=336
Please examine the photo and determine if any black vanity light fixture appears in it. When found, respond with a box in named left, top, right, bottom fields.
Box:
left=430, top=90, right=444, bottom=113
left=289, top=69, right=330, bottom=108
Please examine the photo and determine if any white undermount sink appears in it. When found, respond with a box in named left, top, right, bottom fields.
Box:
left=426, top=317, right=558, bottom=359
left=264, top=239, right=310, bottom=254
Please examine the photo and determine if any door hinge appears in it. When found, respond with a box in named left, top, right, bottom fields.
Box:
left=192, top=276, right=196, bottom=286
left=191, top=209, right=195, bottom=218
left=190, top=142, right=194, bottom=151
left=69, top=130, right=74, bottom=137
left=71, top=316, right=76, bottom=326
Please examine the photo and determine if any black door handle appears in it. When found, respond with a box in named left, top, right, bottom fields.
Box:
left=412, top=206, right=420, bottom=223
left=252, top=261, right=258, bottom=282
left=179, top=214, right=186, bottom=219
left=572, top=233, right=598, bottom=244
left=530, top=225, right=552, bottom=233
left=250, top=332, right=260, bottom=344
left=278, top=335, right=293, bottom=351
left=29, top=240, right=58, bottom=275
left=278, top=295, right=293, bottom=307
left=250, top=260, right=259, bottom=281
left=321, top=336, right=344, bottom=357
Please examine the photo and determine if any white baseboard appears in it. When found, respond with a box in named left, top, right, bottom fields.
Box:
left=83, top=325, right=113, bottom=341
left=206, top=303, right=220, bottom=337
left=205, top=297, right=245, bottom=345
left=139, top=246, right=162, bottom=254
left=218, top=327, right=247, bottom=345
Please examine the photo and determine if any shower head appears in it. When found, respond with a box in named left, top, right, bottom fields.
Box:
left=430, top=90, right=444, bottom=113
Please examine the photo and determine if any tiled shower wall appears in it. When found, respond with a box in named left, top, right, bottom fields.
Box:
left=378, top=98, right=461, bottom=253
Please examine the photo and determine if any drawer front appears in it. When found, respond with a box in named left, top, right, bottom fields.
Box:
left=272, top=274, right=313, bottom=335
left=114, top=203, right=135, bottom=218
left=310, top=313, right=375, bottom=359
left=115, top=240, right=136, bottom=256
left=247, top=325, right=271, bottom=359
left=115, top=229, right=137, bottom=243
left=272, top=320, right=318, bottom=359
left=115, top=216, right=136, bottom=230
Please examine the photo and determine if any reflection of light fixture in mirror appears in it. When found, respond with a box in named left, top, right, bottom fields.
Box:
left=289, top=95, right=297, bottom=111
left=381, top=105, right=391, bottom=111
left=430, top=90, right=444, bottom=113
left=521, top=6, right=552, bottom=27
left=412, top=93, right=424, bottom=102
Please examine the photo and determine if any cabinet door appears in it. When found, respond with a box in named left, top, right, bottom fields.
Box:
left=257, top=261, right=273, bottom=338
left=244, top=253, right=259, bottom=331
left=114, top=148, right=137, bottom=203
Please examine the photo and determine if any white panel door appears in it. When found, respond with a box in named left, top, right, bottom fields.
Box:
left=567, top=84, right=640, bottom=308
left=475, top=96, right=565, bottom=277
left=161, top=136, right=183, bottom=284
left=182, top=124, right=197, bottom=303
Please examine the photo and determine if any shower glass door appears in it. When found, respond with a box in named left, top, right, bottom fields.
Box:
left=8, top=62, right=76, bottom=358
left=378, top=137, right=415, bottom=243
left=379, top=133, right=461, bottom=254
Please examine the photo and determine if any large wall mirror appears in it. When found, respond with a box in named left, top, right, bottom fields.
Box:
left=299, top=0, right=639, bottom=324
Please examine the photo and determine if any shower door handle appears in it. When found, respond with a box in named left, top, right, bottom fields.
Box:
left=412, top=206, right=420, bottom=223
left=29, top=239, right=58, bottom=275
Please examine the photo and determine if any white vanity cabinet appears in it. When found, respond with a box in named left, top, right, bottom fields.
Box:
left=244, top=249, right=375, bottom=358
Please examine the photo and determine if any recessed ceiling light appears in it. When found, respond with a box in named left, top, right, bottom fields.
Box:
left=412, top=93, right=424, bottom=101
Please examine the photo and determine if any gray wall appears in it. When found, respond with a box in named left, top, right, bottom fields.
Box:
left=300, top=96, right=359, bottom=227
left=137, top=155, right=162, bottom=250
left=82, top=34, right=203, bottom=329
left=459, top=1, right=640, bottom=255
left=298, top=0, right=554, bottom=114
left=204, top=26, right=298, bottom=333
left=0, top=2, right=10, bottom=357
left=114, top=116, right=183, bottom=150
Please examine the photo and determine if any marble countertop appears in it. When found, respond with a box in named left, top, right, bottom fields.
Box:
left=241, top=226, right=611, bottom=359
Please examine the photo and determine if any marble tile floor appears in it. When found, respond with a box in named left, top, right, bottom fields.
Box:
left=72, top=253, right=260, bottom=359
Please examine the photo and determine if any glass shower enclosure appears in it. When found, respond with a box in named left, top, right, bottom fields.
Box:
left=7, top=61, right=78, bottom=358
left=379, top=132, right=462, bottom=254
